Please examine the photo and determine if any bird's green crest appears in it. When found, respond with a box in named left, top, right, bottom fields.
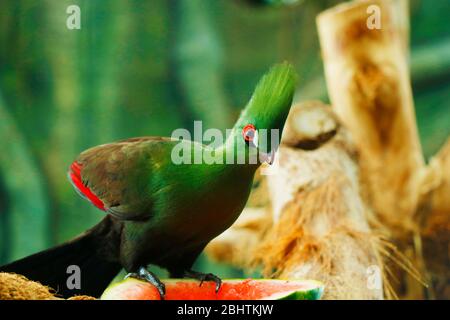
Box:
left=232, top=62, right=297, bottom=156
left=236, top=62, right=297, bottom=132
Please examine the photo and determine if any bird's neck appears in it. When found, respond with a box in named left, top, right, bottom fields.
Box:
left=209, top=129, right=259, bottom=172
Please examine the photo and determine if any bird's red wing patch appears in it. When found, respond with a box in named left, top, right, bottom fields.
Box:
left=69, top=161, right=106, bottom=211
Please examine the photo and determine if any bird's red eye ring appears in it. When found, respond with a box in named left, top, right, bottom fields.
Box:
left=242, top=124, right=256, bottom=142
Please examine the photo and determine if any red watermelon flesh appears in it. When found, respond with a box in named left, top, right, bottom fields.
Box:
left=101, top=278, right=324, bottom=300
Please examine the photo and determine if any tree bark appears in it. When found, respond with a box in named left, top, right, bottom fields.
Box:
left=418, top=139, right=450, bottom=299
left=317, top=0, right=425, bottom=233
left=315, top=0, right=450, bottom=299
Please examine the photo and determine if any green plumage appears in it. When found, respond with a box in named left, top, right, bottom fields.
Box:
left=0, top=63, right=297, bottom=297
left=75, top=62, right=296, bottom=271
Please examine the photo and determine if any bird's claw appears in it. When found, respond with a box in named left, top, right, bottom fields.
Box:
left=184, top=270, right=222, bottom=293
left=126, top=267, right=166, bottom=299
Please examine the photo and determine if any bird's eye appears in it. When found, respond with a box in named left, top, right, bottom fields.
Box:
left=242, top=124, right=257, bottom=145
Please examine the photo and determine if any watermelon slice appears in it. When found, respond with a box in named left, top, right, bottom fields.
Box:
left=101, top=278, right=324, bottom=300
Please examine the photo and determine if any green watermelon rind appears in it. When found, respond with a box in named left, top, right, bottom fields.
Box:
left=261, top=280, right=324, bottom=300
left=102, top=278, right=324, bottom=300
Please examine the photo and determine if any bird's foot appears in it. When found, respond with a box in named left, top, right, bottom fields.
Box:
left=184, top=270, right=222, bottom=293
left=125, top=266, right=166, bottom=299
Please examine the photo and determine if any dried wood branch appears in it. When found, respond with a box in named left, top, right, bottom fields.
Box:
left=316, top=0, right=448, bottom=299
left=317, top=0, right=425, bottom=233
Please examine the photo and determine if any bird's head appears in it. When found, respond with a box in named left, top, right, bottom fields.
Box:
left=231, top=62, right=297, bottom=165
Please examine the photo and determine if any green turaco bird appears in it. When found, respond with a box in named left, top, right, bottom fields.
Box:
left=1, top=63, right=297, bottom=298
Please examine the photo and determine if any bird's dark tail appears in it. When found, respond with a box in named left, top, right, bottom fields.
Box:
left=0, top=217, right=122, bottom=298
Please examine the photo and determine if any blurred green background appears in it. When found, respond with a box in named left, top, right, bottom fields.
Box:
left=0, top=0, right=449, bottom=279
